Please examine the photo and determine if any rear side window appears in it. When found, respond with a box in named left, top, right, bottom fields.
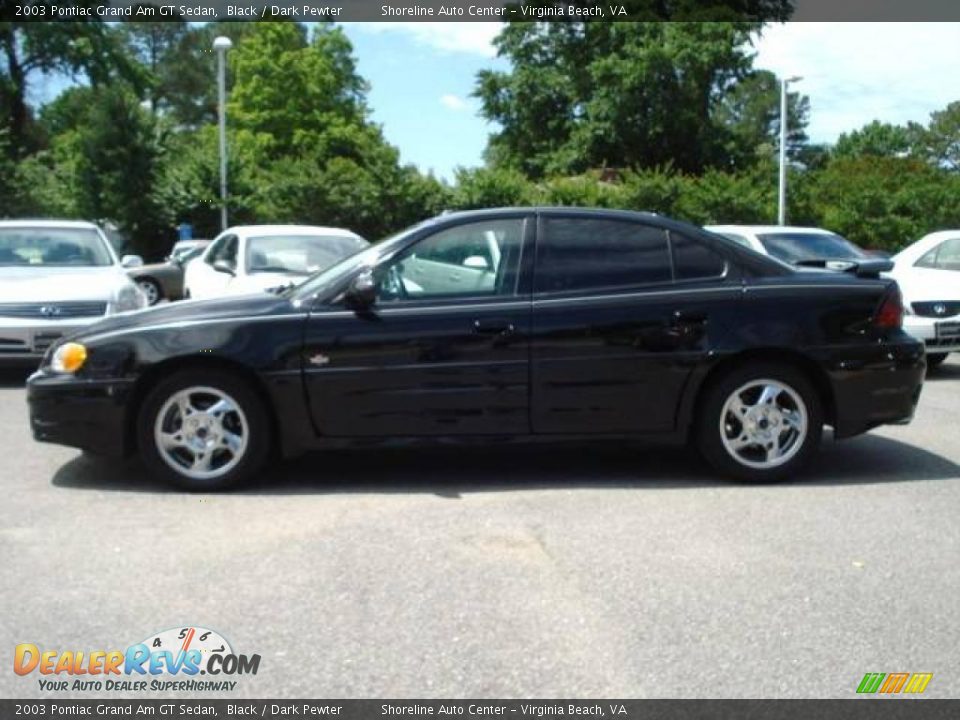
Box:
left=537, top=218, right=671, bottom=294
left=916, top=238, right=960, bottom=271
left=671, top=232, right=727, bottom=280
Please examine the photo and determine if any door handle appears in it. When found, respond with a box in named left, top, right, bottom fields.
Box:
left=473, top=320, right=515, bottom=336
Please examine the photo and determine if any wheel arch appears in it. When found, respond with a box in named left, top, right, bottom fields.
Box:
left=124, top=355, right=280, bottom=457
left=683, top=348, right=836, bottom=435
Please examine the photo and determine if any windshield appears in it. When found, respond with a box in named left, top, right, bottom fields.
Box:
left=757, top=232, right=868, bottom=263
left=289, top=221, right=432, bottom=302
left=0, top=227, right=114, bottom=267
left=246, top=234, right=368, bottom=275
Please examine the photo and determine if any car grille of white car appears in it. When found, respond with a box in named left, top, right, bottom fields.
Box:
left=912, top=301, right=960, bottom=318
left=0, top=302, right=108, bottom=319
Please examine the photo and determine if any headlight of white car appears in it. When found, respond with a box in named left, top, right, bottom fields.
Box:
left=114, top=282, right=148, bottom=313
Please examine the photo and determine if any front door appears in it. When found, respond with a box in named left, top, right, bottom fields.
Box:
left=303, top=215, right=533, bottom=437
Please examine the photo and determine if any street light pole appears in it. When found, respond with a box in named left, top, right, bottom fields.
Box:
left=213, top=36, right=233, bottom=232
left=778, top=75, right=803, bottom=226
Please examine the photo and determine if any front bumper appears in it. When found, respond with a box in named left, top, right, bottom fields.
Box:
left=1, top=317, right=103, bottom=365
left=903, top=314, right=960, bottom=354
left=828, top=336, right=926, bottom=439
left=27, top=371, right=134, bottom=457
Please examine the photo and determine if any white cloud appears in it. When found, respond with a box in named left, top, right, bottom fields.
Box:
left=348, top=22, right=501, bottom=57
left=440, top=94, right=468, bottom=111
left=752, top=22, right=960, bottom=142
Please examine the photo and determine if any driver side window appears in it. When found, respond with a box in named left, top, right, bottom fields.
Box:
left=377, top=219, right=524, bottom=302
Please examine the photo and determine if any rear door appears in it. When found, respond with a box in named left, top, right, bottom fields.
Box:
left=531, top=213, right=740, bottom=434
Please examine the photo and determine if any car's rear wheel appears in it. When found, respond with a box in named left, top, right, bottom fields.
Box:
left=137, top=370, right=271, bottom=491
left=697, top=363, right=822, bottom=482
left=926, top=352, right=948, bottom=369
left=137, top=277, right=162, bottom=305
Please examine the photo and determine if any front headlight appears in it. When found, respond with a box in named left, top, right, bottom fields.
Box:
left=50, top=342, right=88, bottom=374
left=115, top=282, right=147, bottom=313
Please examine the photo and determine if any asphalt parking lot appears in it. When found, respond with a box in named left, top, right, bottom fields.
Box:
left=1, top=358, right=959, bottom=700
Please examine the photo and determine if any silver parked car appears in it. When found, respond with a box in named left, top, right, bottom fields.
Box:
left=127, top=239, right=211, bottom=305
left=0, top=220, right=148, bottom=365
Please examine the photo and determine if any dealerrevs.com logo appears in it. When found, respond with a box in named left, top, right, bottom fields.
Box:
left=14, top=626, right=260, bottom=693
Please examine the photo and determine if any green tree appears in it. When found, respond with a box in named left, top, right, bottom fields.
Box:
left=833, top=120, right=920, bottom=159
left=474, top=18, right=794, bottom=178
left=920, top=101, right=960, bottom=171
left=0, top=14, right=143, bottom=155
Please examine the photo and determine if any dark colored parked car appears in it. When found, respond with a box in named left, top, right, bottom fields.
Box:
left=27, top=208, right=925, bottom=490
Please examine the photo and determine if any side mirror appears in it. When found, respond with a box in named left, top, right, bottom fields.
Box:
left=121, top=254, right=143, bottom=269
left=345, top=269, right=377, bottom=308
left=212, top=259, right=236, bottom=276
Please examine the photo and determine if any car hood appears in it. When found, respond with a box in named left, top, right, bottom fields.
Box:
left=0, top=266, right=128, bottom=303
left=75, top=292, right=298, bottom=342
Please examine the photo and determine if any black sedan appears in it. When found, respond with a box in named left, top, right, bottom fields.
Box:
left=27, top=208, right=925, bottom=490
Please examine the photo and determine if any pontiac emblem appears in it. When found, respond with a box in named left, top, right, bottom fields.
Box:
left=40, top=305, right=61, bottom=318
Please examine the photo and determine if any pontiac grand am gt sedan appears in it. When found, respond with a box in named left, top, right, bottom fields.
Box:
left=27, top=208, right=925, bottom=490
left=1, top=220, right=148, bottom=365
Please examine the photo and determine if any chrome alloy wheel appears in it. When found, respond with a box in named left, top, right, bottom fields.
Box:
left=153, top=386, right=249, bottom=481
left=719, top=379, right=808, bottom=470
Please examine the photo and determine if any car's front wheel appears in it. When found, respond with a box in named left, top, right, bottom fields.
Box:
left=137, top=370, right=271, bottom=490
left=926, top=352, right=948, bottom=369
left=697, top=363, right=822, bottom=482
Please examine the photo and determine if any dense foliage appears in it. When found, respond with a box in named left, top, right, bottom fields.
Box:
left=1, top=17, right=959, bottom=256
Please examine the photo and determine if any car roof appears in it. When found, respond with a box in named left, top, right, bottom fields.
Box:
left=227, top=225, right=362, bottom=238
left=0, top=219, right=101, bottom=230
left=705, top=225, right=838, bottom=235
left=893, top=229, right=960, bottom=263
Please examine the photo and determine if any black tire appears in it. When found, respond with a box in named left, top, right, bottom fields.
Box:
left=137, top=369, right=271, bottom=491
left=136, top=277, right=163, bottom=305
left=696, top=362, right=823, bottom=482
left=926, top=352, right=948, bottom=369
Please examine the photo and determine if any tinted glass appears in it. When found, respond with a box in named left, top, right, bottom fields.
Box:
left=537, top=218, right=671, bottom=293
left=757, top=232, right=867, bottom=263
left=0, top=227, right=113, bottom=267
left=246, top=234, right=368, bottom=275
left=378, top=219, right=524, bottom=302
left=672, top=232, right=727, bottom=280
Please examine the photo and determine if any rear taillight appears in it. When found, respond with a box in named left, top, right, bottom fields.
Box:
left=874, top=286, right=903, bottom=329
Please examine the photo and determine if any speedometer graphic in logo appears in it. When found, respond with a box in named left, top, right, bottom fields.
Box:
left=138, top=626, right=232, bottom=669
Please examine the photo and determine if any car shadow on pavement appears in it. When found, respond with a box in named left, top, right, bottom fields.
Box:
left=51, top=432, right=960, bottom=496
left=925, top=358, right=960, bottom=381
left=0, top=368, right=33, bottom=388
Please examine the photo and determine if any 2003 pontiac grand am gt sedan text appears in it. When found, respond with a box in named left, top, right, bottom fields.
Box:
left=27, top=208, right=926, bottom=490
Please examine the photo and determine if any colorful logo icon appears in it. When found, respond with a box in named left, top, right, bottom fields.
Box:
left=857, top=672, right=933, bottom=694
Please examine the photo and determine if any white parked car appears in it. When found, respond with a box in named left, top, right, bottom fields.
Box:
left=183, top=225, right=368, bottom=300
left=705, top=225, right=873, bottom=268
left=0, top=220, right=147, bottom=365
left=888, top=230, right=960, bottom=368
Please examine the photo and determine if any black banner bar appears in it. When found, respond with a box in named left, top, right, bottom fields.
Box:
left=7, top=0, right=960, bottom=22
left=3, top=700, right=960, bottom=720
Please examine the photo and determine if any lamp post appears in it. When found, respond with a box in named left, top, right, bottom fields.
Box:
left=778, top=75, right=803, bottom=226
left=213, top=36, right=233, bottom=232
